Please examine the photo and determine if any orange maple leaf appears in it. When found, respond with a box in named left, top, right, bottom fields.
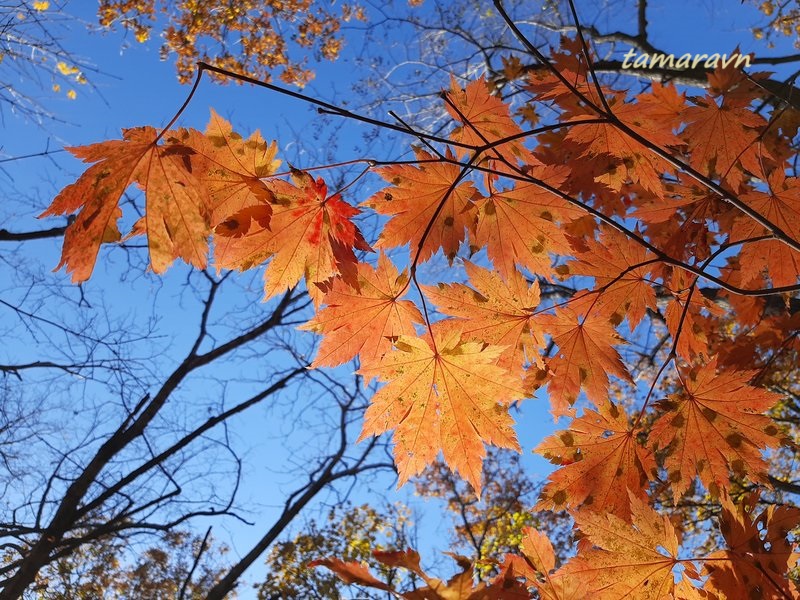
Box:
left=634, top=82, right=687, bottom=133
left=536, top=400, right=656, bottom=519
left=472, top=164, right=575, bottom=281
left=314, top=549, right=494, bottom=599
left=215, top=169, right=371, bottom=299
left=526, top=36, right=615, bottom=113
left=363, top=148, right=479, bottom=263
left=374, top=550, right=491, bottom=599
left=565, top=227, right=657, bottom=330
left=663, top=270, right=724, bottom=360
left=648, top=358, right=784, bottom=497
left=557, top=493, right=697, bottom=599
left=537, top=306, right=631, bottom=417
left=307, top=558, right=391, bottom=591
left=445, top=76, right=526, bottom=159
left=633, top=176, right=727, bottom=226
left=187, top=109, right=280, bottom=227
left=704, top=493, right=800, bottom=599
left=733, top=173, right=800, bottom=287
left=499, top=528, right=586, bottom=600
left=41, top=126, right=210, bottom=281
left=370, top=548, right=426, bottom=578
left=358, top=324, right=523, bottom=495
left=489, top=559, right=537, bottom=600
left=565, top=100, right=681, bottom=197
left=422, top=261, right=544, bottom=373
left=739, top=238, right=800, bottom=289
left=299, top=253, right=424, bottom=369
left=682, top=96, right=768, bottom=190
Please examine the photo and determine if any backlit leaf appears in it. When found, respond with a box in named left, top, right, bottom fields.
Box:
left=358, top=325, right=524, bottom=495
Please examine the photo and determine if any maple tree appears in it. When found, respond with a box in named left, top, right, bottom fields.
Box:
left=96, top=0, right=361, bottom=86
left=8, top=0, right=800, bottom=597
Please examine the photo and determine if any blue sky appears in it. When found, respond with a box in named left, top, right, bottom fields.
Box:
left=2, top=0, right=799, bottom=595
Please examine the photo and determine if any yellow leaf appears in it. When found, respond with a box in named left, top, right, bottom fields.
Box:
left=57, top=62, right=79, bottom=76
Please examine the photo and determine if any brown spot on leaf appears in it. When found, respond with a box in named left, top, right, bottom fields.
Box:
left=726, top=432, right=742, bottom=449
left=701, top=407, right=718, bottom=422
left=471, top=290, right=488, bottom=303
left=660, top=399, right=678, bottom=412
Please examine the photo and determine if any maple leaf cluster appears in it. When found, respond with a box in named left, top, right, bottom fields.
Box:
left=42, top=33, right=800, bottom=598
left=96, top=0, right=359, bottom=86
left=315, top=493, right=800, bottom=599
